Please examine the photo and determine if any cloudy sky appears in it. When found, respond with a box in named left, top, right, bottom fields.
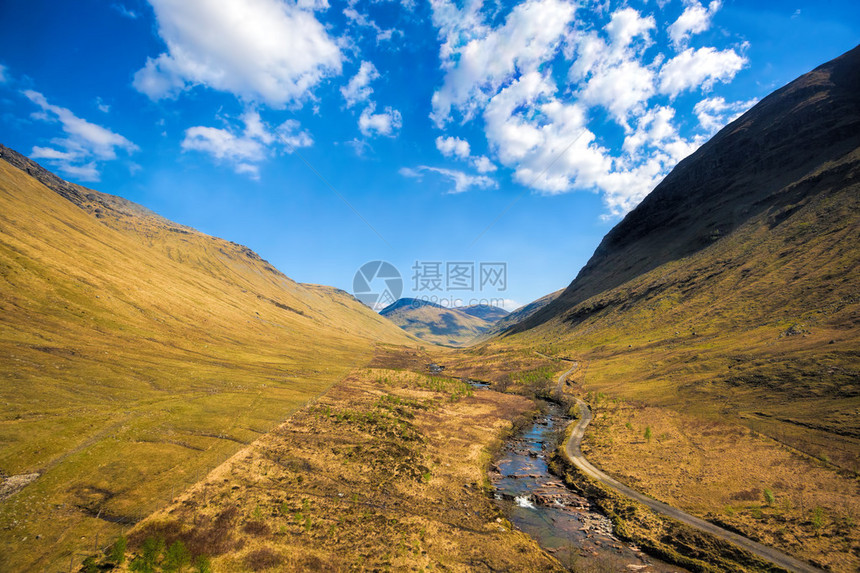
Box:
left=1, top=0, right=858, bottom=311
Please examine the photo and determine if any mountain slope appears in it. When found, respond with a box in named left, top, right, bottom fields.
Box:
left=510, top=44, right=860, bottom=336
left=0, top=148, right=416, bottom=571
left=495, top=46, right=860, bottom=442
left=485, top=46, right=860, bottom=571
left=459, top=303, right=510, bottom=322
left=477, top=289, right=562, bottom=341
left=380, top=298, right=502, bottom=345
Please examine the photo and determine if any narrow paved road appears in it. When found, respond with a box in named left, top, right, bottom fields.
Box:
left=556, top=367, right=823, bottom=573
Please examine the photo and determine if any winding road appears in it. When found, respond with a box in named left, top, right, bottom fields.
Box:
left=556, top=365, right=823, bottom=573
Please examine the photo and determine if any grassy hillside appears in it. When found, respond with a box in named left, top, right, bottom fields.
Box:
left=483, top=47, right=860, bottom=570
left=380, top=298, right=501, bottom=346
left=0, top=151, right=416, bottom=571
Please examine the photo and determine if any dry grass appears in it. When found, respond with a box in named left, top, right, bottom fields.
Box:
left=580, top=399, right=859, bottom=572
left=0, top=160, right=416, bottom=571
left=111, top=353, right=563, bottom=572
left=475, top=170, right=860, bottom=570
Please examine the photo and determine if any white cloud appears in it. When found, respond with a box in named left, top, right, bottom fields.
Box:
left=668, top=1, right=721, bottom=49
left=341, top=61, right=379, bottom=108
left=435, top=135, right=470, bottom=159
left=134, top=0, right=341, bottom=107
left=23, top=90, right=137, bottom=181
left=659, top=46, right=746, bottom=96
left=483, top=72, right=611, bottom=194
left=112, top=3, right=139, bottom=19
left=0, top=64, right=7, bottom=84
left=694, top=96, right=757, bottom=133
left=498, top=298, right=522, bottom=312
left=425, top=1, right=748, bottom=218
left=400, top=165, right=496, bottom=193
left=481, top=70, right=707, bottom=217
left=181, top=110, right=312, bottom=178
left=567, top=8, right=657, bottom=124
left=578, top=57, right=656, bottom=122
left=343, top=7, right=399, bottom=43
left=358, top=104, right=402, bottom=137
left=430, top=0, right=576, bottom=126
left=434, top=135, right=497, bottom=172
left=95, top=97, right=110, bottom=113
left=472, top=155, right=497, bottom=173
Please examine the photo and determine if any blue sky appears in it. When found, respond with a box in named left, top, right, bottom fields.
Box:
left=1, top=0, right=858, bottom=312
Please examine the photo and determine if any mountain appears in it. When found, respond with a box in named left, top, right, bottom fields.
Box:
left=459, top=303, right=510, bottom=322
left=0, top=146, right=416, bottom=571
left=495, top=46, right=860, bottom=463
left=510, top=45, right=860, bottom=338
left=476, top=289, right=562, bottom=341
left=380, top=298, right=503, bottom=346
left=484, top=46, right=860, bottom=571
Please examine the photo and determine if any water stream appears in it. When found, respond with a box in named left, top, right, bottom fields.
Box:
left=489, top=401, right=687, bottom=572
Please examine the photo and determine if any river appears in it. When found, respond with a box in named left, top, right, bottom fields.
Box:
left=489, top=401, right=687, bottom=572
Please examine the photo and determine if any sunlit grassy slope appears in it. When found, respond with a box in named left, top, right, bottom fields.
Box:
left=0, top=149, right=416, bottom=571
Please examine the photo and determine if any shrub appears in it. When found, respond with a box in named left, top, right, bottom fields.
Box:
left=109, top=535, right=127, bottom=565
left=81, top=556, right=99, bottom=573
left=163, top=540, right=191, bottom=572
left=194, top=556, right=212, bottom=573
left=644, top=426, right=652, bottom=441
left=812, top=507, right=824, bottom=530
left=130, top=536, right=165, bottom=573
left=763, top=488, right=775, bottom=505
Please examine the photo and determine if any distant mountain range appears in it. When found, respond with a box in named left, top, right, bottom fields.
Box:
left=380, top=298, right=509, bottom=346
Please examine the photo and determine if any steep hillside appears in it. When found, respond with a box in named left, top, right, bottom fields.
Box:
left=484, top=46, right=860, bottom=571
left=478, top=289, right=562, bottom=341
left=511, top=44, right=860, bottom=336
left=459, top=303, right=510, bottom=322
left=497, top=45, right=860, bottom=445
left=380, top=298, right=500, bottom=345
left=0, top=148, right=416, bottom=571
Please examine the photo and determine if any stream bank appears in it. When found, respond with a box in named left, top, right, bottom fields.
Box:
left=489, top=401, right=686, bottom=572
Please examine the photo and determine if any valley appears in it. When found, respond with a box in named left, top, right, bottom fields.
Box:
left=0, top=31, right=857, bottom=573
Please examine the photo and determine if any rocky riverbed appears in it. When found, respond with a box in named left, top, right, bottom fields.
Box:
left=490, top=403, right=686, bottom=572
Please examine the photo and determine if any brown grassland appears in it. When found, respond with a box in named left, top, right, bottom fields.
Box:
left=577, top=397, right=858, bottom=572
left=103, top=345, right=564, bottom=572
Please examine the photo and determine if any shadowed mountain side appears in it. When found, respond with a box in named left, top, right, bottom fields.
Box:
left=477, top=289, right=563, bottom=341
left=380, top=298, right=501, bottom=346
left=459, top=303, right=510, bottom=322
left=506, top=44, right=860, bottom=335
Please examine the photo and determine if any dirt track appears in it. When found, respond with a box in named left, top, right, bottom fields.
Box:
left=557, top=365, right=823, bottom=573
